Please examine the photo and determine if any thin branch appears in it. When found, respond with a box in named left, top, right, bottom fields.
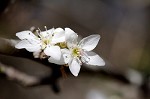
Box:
left=0, top=62, right=40, bottom=86
left=0, top=62, right=60, bottom=92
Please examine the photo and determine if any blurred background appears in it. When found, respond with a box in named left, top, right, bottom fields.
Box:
left=0, top=0, right=150, bottom=99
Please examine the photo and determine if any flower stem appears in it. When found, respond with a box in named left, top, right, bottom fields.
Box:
left=60, top=66, right=67, bottom=78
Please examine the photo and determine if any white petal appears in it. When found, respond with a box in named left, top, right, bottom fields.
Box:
left=40, top=28, right=54, bottom=37
left=79, top=34, right=100, bottom=51
left=16, top=31, right=39, bottom=42
left=48, top=49, right=66, bottom=65
left=54, top=28, right=64, bottom=33
left=40, top=31, right=49, bottom=38
left=85, top=51, right=105, bottom=66
left=47, top=28, right=55, bottom=33
left=44, top=45, right=61, bottom=60
left=48, top=54, right=65, bottom=65
left=81, top=51, right=90, bottom=63
left=63, top=54, right=71, bottom=64
left=52, top=28, right=65, bottom=44
left=61, top=49, right=71, bottom=64
left=69, top=58, right=81, bottom=76
left=61, top=48, right=70, bottom=54
left=65, top=28, right=78, bottom=47
left=33, top=51, right=41, bottom=58
left=15, top=40, right=41, bottom=52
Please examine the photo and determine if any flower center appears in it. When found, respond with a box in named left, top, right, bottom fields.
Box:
left=43, top=39, right=50, bottom=45
left=59, top=42, right=67, bottom=48
left=72, top=47, right=80, bottom=57
left=41, top=38, right=51, bottom=49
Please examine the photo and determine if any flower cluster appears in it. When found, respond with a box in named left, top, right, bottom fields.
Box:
left=15, top=27, right=105, bottom=76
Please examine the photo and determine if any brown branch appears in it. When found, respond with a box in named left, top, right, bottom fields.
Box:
left=0, top=62, right=40, bottom=86
left=0, top=37, right=18, bottom=55
left=0, top=62, right=61, bottom=92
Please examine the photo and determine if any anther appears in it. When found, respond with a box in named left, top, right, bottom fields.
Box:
left=44, top=26, right=47, bottom=31
left=38, top=28, right=41, bottom=32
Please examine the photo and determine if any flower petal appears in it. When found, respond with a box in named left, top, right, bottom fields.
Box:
left=81, top=51, right=90, bottom=63
left=61, top=49, right=71, bottom=64
left=44, top=45, right=61, bottom=60
left=48, top=49, right=66, bottom=65
left=85, top=51, right=105, bottom=66
left=69, top=58, right=81, bottom=76
left=33, top=51, right=41, bottom=58
left=40, top=28, right=54, bottom=37
left=65, top=28, right=78, bottom=47
left=54, top=28, right=64, bottom=33
left=15, top=40, right=41, bottom=52
left=16, top=31, right=39, bottom=43
left=79, top=34, right=100, bottom=51
left=52, top=28, right=65, bottom=44
left=63, top=54, right=71, bottom=64
left=48, top=54, right=65, bottom=65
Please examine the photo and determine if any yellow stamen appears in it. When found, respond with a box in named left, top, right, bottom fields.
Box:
left=72, top=47, right=80, bottom=57
left=60, top=42, right=67, bottom=48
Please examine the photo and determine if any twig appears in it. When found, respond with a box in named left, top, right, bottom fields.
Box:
left=0, top=62, right=40, bottom=86
left=60, top=66, right=67, bottom=78
left=0, top=62, right=60, bottom=92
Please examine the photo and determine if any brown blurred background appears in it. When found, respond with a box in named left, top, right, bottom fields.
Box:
left=0, top=0, right=150, bottom=99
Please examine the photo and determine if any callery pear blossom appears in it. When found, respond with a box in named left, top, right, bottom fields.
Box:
left=15, top=27, right=65, bottom=60
left=62, top=28, right=105, bottom=76
left=15, top=27, right=105, bottom=77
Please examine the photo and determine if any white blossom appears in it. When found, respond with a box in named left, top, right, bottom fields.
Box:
left=62, top=28, right=105, bottom=76
left=15, top=27, right=65, bottom=60
left=15, top=27, right=105, bottom=77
